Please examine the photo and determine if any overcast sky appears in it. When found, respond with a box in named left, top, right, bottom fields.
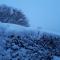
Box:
left=0, top=0, right=60, bottom=35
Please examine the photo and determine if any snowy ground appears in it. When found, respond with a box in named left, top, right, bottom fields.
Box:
left=53, top=56, right=60, bottom=60
left=0, top=22, right=60, bottom=60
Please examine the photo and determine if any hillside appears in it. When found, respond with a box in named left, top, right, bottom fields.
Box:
left=0, top=22, right=60, bottom=60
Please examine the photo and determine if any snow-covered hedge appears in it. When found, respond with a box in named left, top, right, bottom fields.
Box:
left=0, top=22, right=60, bottom=60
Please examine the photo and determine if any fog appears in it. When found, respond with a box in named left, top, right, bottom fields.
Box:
left=0, top=0, right=60, bottom=34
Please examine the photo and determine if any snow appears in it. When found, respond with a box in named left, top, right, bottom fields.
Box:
left=0, top=22, right=42, bottom=38
left=41, top=28, right=60, bottom=36
left=53, top=56, right=60, bottom=60
left=0, top=22, right=60, bottom=60
left=0, top=22, right=37, bottom=33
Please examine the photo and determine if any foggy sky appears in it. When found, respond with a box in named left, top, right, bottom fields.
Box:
left=0, top=0, right=60, bottom=35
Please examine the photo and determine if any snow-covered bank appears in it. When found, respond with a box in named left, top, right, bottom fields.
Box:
left=0, top=22, right=38, bottom=33
left=0, top=22, right=60, bottom=60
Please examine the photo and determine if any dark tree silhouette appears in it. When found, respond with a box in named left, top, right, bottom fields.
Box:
left=0, top=5, right=29, bottom=27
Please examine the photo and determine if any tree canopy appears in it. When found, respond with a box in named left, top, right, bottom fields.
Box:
left=0, top=5, right=29, bottom=27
